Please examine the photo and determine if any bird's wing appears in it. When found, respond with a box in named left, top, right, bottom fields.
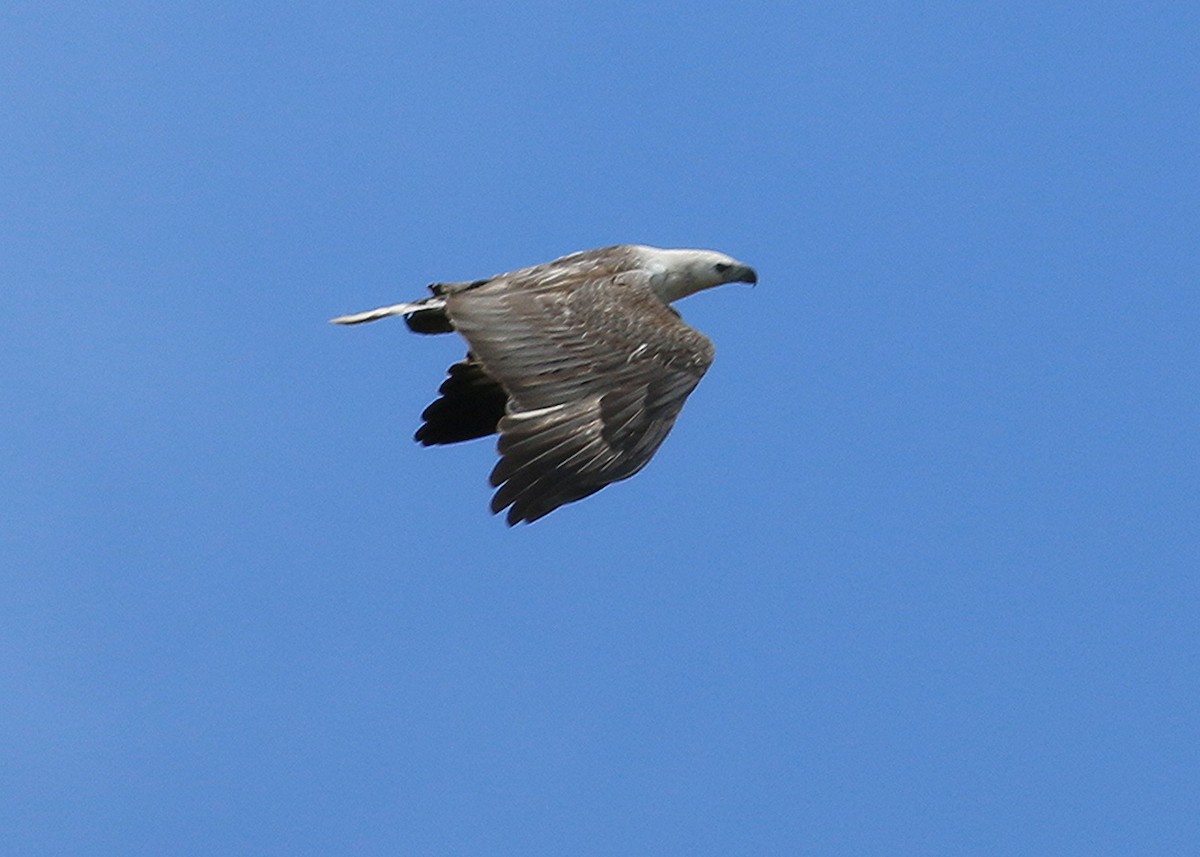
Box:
left=415, top=355, right=508, bottom=446
left=446, top=269, right=715, bottom=525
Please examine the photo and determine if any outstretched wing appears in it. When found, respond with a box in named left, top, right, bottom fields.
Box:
left=446, top=268, right=715, bottom=525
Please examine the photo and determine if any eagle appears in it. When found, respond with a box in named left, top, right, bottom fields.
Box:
left=331, top=245, right=757, bottom=525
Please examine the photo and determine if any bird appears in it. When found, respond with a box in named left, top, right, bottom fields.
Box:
left=331, top=244, right=757, bottom=525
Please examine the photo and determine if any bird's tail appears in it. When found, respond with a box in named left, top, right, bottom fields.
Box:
left=329, top=296, right=453, bottom=333
left=329, top=300, right=432, bottom=325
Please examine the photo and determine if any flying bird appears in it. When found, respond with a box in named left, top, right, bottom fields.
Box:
left=331, top=244, right=757, bottom=525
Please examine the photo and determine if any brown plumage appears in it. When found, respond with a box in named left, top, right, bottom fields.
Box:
left=331, top=245, right=756, bottom=524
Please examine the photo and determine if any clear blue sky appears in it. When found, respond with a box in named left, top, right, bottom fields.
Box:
left=4, top=2, right=1197, bottom=854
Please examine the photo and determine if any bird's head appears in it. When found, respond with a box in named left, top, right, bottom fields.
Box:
left=641, top=247, right=758, bottom=303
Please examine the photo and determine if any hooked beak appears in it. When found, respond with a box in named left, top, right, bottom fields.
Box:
left=737, top=265, right=758, bottom=286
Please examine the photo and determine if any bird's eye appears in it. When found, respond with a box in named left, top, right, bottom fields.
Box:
left=714, top=263, right=731, bottom=273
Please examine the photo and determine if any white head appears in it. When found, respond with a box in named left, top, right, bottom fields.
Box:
left=636, top=246, right=758, bottom=304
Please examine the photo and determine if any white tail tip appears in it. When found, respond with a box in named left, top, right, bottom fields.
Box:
left=329, top=302, right=425, bottom=325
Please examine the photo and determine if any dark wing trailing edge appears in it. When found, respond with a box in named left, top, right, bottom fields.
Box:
left=415, top=356, right=509, bottom=445
left=446, top=268, right=715, bottom=525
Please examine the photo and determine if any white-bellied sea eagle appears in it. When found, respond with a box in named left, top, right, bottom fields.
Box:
left=331, top=245, right=756, bottom=525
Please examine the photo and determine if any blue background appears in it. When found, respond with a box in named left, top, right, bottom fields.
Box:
left=4, top=2, right=1197, bottom=854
